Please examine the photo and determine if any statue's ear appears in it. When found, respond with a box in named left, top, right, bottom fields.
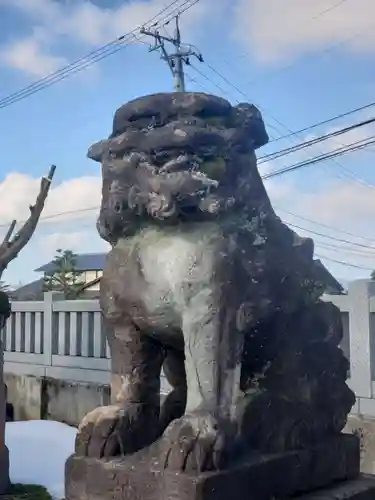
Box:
left=233, top=103, right=269, bottom=150
left=87, top=140, right=109, bottom=162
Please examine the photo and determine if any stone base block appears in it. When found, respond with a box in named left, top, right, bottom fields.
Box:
left=65, top=434, right=359, bottom=500
left=297, top=475, right=375, bottom=499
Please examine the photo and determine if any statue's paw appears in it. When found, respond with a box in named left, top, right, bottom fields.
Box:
left=160, top=412, right=227, bottom=472
left=75, top=404, right=147, bottom=458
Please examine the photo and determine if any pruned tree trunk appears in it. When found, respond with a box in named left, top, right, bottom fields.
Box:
left=0, top=165, right=56, bottom=280
left=0, top=166, right=55, bottom=492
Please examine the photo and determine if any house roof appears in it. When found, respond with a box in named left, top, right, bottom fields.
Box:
left=12, top=277, right=101, bottom=300
left=313, top=259, right=344, bottom=295
left=10, top=279, right=44, bottom=300
left=35, top=252, right=107, bottom=273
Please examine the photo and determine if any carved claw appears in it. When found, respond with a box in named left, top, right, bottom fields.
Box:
left=75, top=404, right=155, bottom=458
left=159, top=412, right=228, bottom=473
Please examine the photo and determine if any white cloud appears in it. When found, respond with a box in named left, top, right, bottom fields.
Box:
left=0, top=34, right=67, bottom=77
left=41, top=230, right=90, bottom=254
left=39, top=228, right=110, bottom=257
left=259, top=109, right=375, bottom=280
left=0, top=0, right=209, bottom=76
left=282, top=181, right=375, bottom=227
left=233, top=0, right=375, bottom=63
left=0, top=171, right=107, bottom=283
left=265, top=175, right=375, bottom=281
left=0, top=171, right=101, bottom=226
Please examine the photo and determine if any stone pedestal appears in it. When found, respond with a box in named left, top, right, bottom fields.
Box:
left=297, top=475, right=375, bottom=499
left=65, top=434, right=367, bottom=500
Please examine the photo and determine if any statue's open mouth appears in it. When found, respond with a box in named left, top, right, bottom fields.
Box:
left=112, top=151, right=222, bottom=220
left=89, top=133, right=228, bottom=221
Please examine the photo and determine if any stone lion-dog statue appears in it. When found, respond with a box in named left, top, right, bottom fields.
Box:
left=74, top=92, right=354, bottom=473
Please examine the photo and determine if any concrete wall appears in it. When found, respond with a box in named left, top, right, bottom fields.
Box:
left=4, top=372, right=109, bottom=426
left=4, top=373, right=42, bottom=420
left=345, top=415, right=375, bottom=475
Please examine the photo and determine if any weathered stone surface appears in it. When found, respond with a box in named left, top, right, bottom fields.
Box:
left=296, top=475, right=375, bottom=499
left=237, top=300, right=355, bottom=453
left=0, top=292, right=11, bottom=493
left=65, top=434, right=359, bottom=500
left=68, top=92, right=357, bottom=499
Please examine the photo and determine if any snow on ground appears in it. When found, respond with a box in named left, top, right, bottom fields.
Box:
left=6, top=420, right=77, bottom=499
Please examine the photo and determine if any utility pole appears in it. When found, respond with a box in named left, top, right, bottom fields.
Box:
left=140, top=15, right=203, bottom=92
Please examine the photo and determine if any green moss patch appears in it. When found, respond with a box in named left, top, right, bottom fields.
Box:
left=1, top=484, right=52, bottom=500
left=199, top=158, right=226, bottom=180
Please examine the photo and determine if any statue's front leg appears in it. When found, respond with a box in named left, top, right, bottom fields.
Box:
left=161, top=286, right=244, bottom=472
left=75, top=319, right=163, bottom=458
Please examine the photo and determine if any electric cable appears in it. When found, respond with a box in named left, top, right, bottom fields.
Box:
left=0, top=0, right=199, bottom=109
left=274, top=205, right=375, bottom=243
left=197, top=58, right=375, bottom=188
left=258, top=117, right=375, bottom=164
left=315, top=253, right=374, bottom=271
left=262, top=136, right=375, bottom=179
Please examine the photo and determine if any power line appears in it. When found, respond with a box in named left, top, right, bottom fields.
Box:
left=190, top=63, right=285, bottom=138
left=258, top=116, right=375, bottom=164
left=284, top=221, right=375, bottom=250
left=269, top=100, right=375, bottom=144
left=189, top=63, right=239, bottom=101
left=214, top=0, right=353, bottom=91
left=194, top=61, right=371, bottom=187
left=242, top=18, right=371, bottom=95
left=201, top=62, right=290, bottom=138
left=315, top=240, right=375, bottom=258
left=3, top=201, right=375, bottom=273
left=198, top=47, right=375, bottom=189
left=274, top=205, right=375, bottom=244
left=0, top=206, right=99, bottom=230
left=315, top=253, right=374, bottom=271
left=262, top=135, right=375, bottom=180
left=0, top=35, right=139, bottom=109
left=307, top=0, right=352, bottom=19
left=0, top=0, right=199, bottom=110
left=2, top=200, right=374, bottom=254
left=204, top=62, right=247, bottom=100
left=140, top=14, right=203, bottom=92
left=185, top=73, right=211, bottom=93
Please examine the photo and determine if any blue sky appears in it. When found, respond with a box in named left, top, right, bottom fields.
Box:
left=0, top=0, right=374, bottom=287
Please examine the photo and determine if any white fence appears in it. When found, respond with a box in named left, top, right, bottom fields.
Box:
left=3, top=292, right=110, bottom=385
left=4, top=280, right=375, bottom=418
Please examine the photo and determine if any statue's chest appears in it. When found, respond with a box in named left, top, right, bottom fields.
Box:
left=137, top=225, right=221, bottom=315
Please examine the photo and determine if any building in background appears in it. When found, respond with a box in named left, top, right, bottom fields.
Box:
left=12, top=253, right=346, bottom=300
left=12, top=253, right=107, bottom=300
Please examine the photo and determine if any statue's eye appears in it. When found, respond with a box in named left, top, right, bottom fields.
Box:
left=113, top=201, right=122, bottom=213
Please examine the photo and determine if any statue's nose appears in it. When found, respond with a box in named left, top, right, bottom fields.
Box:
left=87, top=139, right=109, bottom=162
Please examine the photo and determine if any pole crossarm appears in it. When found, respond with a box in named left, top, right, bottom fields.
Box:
left=140, top=15, right=203, bottom=92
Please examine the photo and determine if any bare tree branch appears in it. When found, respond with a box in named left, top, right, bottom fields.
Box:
left=0, top=165, right=56, bottom=279
left=0, top=220, right=16, bottom=256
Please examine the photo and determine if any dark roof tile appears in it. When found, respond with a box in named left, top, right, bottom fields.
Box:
left=35, top=252, right=107, bottom=273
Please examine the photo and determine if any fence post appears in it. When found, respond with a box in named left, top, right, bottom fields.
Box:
left=42, top=292, right=63, bottom=366
left=347, top=279, right=374, bottom=398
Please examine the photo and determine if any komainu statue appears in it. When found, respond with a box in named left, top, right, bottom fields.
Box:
left=74, top=93, right=355, bottom=473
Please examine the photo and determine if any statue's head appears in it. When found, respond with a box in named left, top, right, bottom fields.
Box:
left=88, top=92, right=270, bottom=243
